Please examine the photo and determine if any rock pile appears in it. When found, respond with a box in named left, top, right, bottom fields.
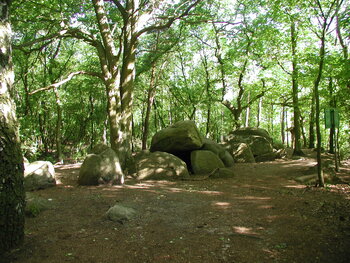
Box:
left=222, top=127, right=277, bottom=163
left=148, top=121, right=234, bottom=177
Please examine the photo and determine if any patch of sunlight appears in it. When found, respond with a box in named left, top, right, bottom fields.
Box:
left=168, top=187, right=184, bottom=193
left=213, top=202, right=231, bottom=209
left=121, top=184, right=152, bottom=190
left=236, top=196, right=271, bottom=201
left=258, top=205, right=274, bottom=209
left=55, top=163, right=82, bottom=170
left=233, top=226, right=258, bottom=235
left=199, top=190, right=223, bottom=196
left=284, top=184, right=306, bottom=189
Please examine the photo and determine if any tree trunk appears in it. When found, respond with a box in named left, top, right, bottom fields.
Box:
left=300, top=115, right=307, bottom=148
left=245, top=92, right=250, bottom=127
left=89, top=94, right=95, bottom=149
left=290, top=20, right=303, bottom=156
left=281, top=106, right=285, bottom=144
left=257, top=97, right=262, bottom=127
left=54, top=87, right=63, bottom=162
left=314, top=25, right=327, bottom=187
left=142, top=62, right=157, bottom=150
left=328, top=78, right=335, bottom=154
left=119, top=13, right=137, bottom=166
left=0, top=0, right=25, bottom=252
left=309, top=94, right=316, bottom=148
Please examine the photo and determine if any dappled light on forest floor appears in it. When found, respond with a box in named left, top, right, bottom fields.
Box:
left=9, top=157, right=349, bottom=263
left=233, top=226, right=259, bottom=236
left=284, top=184, right=307, bottom=189
left=213, top=201, right=231, bottom=209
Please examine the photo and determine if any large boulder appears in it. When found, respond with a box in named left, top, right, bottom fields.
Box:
left=249, top=136, right=274, bottom=156
left=191, top=150, right=225, bottom=175
left=78, top=147, right=124, bottom=185
left=78, top=154, right=102, bottom=185
left=150, top=120, right=203, bottom=153
left=228, top=127, right=272, bottom=142
left=224, top=127, right=274, bottom=162
left=24, top=161, right=56, bottom=191
left=254, top=152, right=276, bottom=162
left=219, top=150, right=235, bottom=167
left=201, top=138, right=234, bottom=167
left=89, top=143, right=110, bottom=155
left=129, top=151, right=189, bottom=180
left=99, top=148, right=124, bottom=183
left=233, top=143, right=256, bottom=163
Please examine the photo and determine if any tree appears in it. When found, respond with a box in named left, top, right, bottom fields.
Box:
left=0, top=0, right=25, bottom=252
left=311, top=0, right=341, bottom=186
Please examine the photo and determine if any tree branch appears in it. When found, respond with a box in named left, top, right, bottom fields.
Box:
left=134, top=0, right=203, bottom=39
left=29, top=71, right=103, bottom=95
left=14, top=28, right=98, bottom=50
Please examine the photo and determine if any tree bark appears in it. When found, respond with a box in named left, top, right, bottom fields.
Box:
left=142, top=61, right=157, bottom=150
left=314, top=23, right=327, bottom=187
left=281, top=106, right=285, bottom=144
left=245, top=92, right=250, bottom=127
left=54, top=87, right=63, bottom=162
left=290, top=19, right=304, bottom=156
left=308, top=94, right=316, bottom=148
left=257, top=97, right=262, bottom=127
left=0, top=0, right=25, bottom=252
left=328, top=78, right=336, bottom=154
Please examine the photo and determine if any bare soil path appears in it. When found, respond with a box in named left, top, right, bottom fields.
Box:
left=3, top=154, right=350, bottom=263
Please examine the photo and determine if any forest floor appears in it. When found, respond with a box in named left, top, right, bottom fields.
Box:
left=3, top=150, right=350, bottom=263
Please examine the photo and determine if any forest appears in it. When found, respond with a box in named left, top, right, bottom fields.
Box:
left=1, top=0, right=350, bottom=262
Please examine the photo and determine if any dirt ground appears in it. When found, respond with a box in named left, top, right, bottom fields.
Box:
left=3, top=151, right=350, bottom=263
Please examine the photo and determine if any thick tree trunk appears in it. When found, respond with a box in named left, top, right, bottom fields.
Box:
left=119, top=16, right=137, bottom=166
left=0, top=0, right=25, bottom=252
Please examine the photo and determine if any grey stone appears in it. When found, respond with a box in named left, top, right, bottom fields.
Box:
left=229, top=127, right=272, bottom=142
left=150, top=120, right=203, bottom=153
left=99, top=148, right=124, bottom=184
left=233, top=143, right=255, bottom=163
left=201, top=138, right=234, bottom=167
left=78, top=147, right=124, bottom=185
left=191, top=150, right=225, bottom=174
left=254, top=151, right=276, bottom=162
left=132, top=151, right=189, bottom=180
left=106, top=204, right=136, bottom=222
left=201, top=138, right=225, bottom=156
left=249, top=135, right=274, bottom=156
left=89, top=143, right=110, bottom=155
left=24, top=161, right=56, bottom=191
left=219, top=150, right=235, bottom=167
left=78, top=154, right=102, bottom=185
